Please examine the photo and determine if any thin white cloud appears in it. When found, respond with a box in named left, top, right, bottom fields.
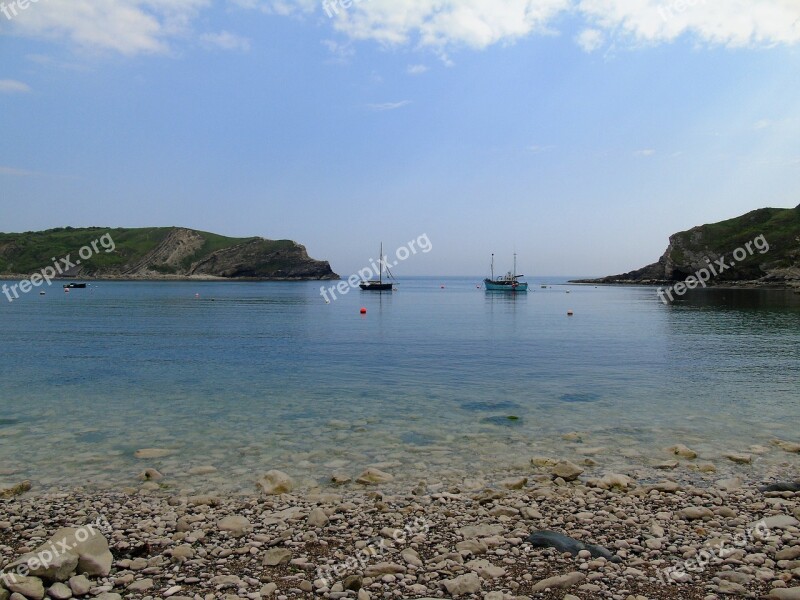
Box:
left=407, top=64, right=429, bottom=75
left=3, top=0, right=800, bottom=56
left=528, top=144, right=555, bottom=153
left=0, top=80, right=32, bottom=94
left=4, top=0, right=209, bottom=55
left=200, top=31, right=251, bottom=52
left=322, top=39, right=355, bottom=63
left=576, top=28, right=604, bottom=52
left=0, top=166, right=37, bottom=176
left=365, top=100, right=411, bottom=111
left=579, top=0, right=800, bottom=48
left=753, top=119, right=771, bottom=130
left=635, top=149, right=656, bottom=157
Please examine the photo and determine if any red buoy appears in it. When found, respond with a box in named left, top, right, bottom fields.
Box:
left=360, top=307, right=367, bottom=314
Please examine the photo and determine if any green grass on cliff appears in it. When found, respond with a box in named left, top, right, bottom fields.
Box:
left=0, top=227, right=257, bottom=274
left=670, top=205, right=800, bottom=273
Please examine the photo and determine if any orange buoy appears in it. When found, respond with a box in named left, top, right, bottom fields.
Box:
left=360, top=307, right=367, bottom=314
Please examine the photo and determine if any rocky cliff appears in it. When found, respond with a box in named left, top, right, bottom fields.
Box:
left=0, top=227, right=338, bottom=280
left=573, top=205, right=800, bottom=287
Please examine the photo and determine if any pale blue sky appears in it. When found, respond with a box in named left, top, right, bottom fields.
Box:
left=1, top=1, right=799, bottom=276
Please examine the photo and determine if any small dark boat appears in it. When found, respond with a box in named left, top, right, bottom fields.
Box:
left=359, top=243, right=395, bottom=291
left=63, top=283, right=87, bottom=289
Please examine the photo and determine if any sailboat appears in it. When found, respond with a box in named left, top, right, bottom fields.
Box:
left=484, top=253, right=528, bottom=292
left=359, top=243, right=395, bottom=291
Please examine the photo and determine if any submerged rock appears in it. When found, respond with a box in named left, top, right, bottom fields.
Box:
left=257, top=470, right=294, bottom=495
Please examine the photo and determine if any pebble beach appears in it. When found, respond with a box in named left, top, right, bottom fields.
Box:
left=2, top=439, right=799, bottom=600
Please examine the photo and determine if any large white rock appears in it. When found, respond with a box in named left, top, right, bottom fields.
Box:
left=442, top=573, right=481, bottom=596
left=355, top=468, right=394, bottom=485
left=257, top=470, right=294, bottom=495
left=217, top=515, right=251, bottom=538
left=531, top=572, right=585, bottom=592
left=6, top=527, right=112, bottom=581
left=4, top=575, right=45, bottom=600
left=551, top=461, right=583, bottom=482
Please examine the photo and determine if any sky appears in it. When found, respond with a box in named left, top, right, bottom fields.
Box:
left=1, top=0, right=799, bottom=277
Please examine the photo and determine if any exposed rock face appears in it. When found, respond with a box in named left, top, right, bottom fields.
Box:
left=0, top=226, right=338, bottom=281
left=573, top=205, right=800, bottom=287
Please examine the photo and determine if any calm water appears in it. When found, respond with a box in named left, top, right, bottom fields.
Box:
left=1, top=278, right=799, bottom=493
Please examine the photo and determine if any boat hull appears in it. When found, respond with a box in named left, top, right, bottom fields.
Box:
left=359, top=282, right=393, bottom=291
left=484, top=279, right=528, bottom=292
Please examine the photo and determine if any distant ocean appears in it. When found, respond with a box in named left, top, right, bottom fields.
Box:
left=1, top=277, right=798, bottom=493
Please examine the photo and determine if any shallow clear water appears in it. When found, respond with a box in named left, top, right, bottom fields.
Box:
left=1, top=278, right=799, bottom=493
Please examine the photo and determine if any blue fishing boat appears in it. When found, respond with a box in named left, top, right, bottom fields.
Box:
left=484, top=253, right=528, bottom=292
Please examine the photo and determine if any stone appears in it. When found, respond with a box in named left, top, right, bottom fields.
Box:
left=597, top=473, right=633, bottom=490
left=67, top=576, right=91, bottom=596
left=127, top=579, right=154, bottom=591
left=725, top=453, right=752, bottom=464
left=772, top=439, right=800, bottom=453
left=363, top=563, right=405, bottom=577
left=263, top=548, right=292, bottom=566
left=331, top=472, right=351, bottom=485
left=401, top=548, right=423, bottom=567
left=769, top=588, right=800, bottom=600
left=717, top=477, right=744, bottom=491
left=678, top=507, right=714, bottom=521
left=355, top=468, right=394, bottom=485
left=551, top=461, right=583, bottom=482
left=187, top=465, right=217, bottom=475
left=0, top=481, right=32, bottom=499
left=4, top=576, right=45, bottom=600
left=757, top=515, right=800, bottom=530
left=499, top=477, right=527, bottom=490
left=530, top=457, right=558, bottom=468
left=653, top=460, right=679, bottom=470
left=717, top=580, right=747, bottom=595
left=7, top=527, right=112, bottom=580
left=668, top=444, right=697, bottom=459
left=133, top=448, right=174, bottom=459
left=342, top=575, right=362, bottom=591
left=465, top=559, right=505, bottom=579
left=257, top=470, right=294, bottom=495
left=530, top=572, right=585, bottom=592
left=259, top=583, right=278, bottom=597
left=138, top=468, right=163, bottom=481
left=46, top=583, right=72, bottom=600
left=442, top=573, right=481, bottom=596
left=307, top=508, right=329, bottom=528
left=217, top=515, right=251, bottom=537
left=458, top=523, right=503, bottom=538
left=776, top=546, right=800, bottom=560
left=456, top=539, right=488, bottom=555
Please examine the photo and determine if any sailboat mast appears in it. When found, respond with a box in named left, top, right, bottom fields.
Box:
left=491, top=253, right=494, bottom=280
left=514, top=253, right=517, bottom=279
left=379, top=243, right=383, bottom=285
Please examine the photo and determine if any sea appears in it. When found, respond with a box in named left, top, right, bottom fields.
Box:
left=1, top=277, right=798, bottom=494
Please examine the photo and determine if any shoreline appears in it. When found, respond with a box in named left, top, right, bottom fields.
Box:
left=1, top=472, right=798, bottom=600
left=568, top=279, right=800, bottom=290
